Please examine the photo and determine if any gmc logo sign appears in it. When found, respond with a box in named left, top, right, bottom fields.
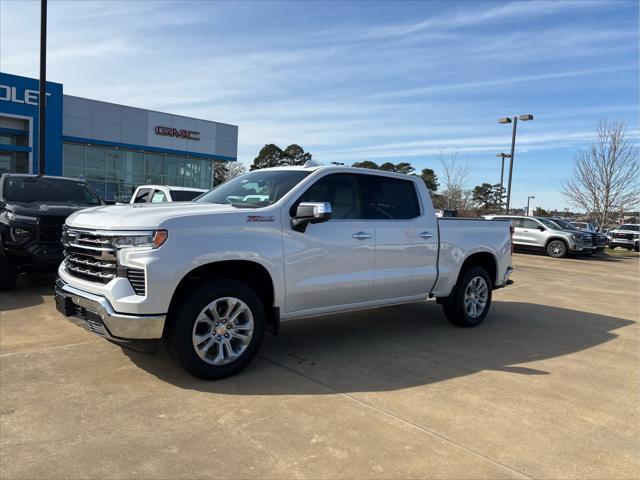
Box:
left=154, top=126, right=200, bottom=141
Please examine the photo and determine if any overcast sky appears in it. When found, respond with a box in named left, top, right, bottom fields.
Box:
left=1, top=0, right=638, bottom=209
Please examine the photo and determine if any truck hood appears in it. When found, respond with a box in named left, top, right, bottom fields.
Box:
left=4, top=201, right=99, bottom=219
left=65, top=202, right=241, bottom=230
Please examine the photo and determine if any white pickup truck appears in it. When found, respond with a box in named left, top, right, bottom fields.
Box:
left=55, top=166, right=513, bottom=379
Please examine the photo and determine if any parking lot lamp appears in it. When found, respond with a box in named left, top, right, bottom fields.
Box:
left=498, top=114, right=534, bottom=213
left=496, top=153, right=511, bottom=212
left=527, top=195, right=535, bottom=216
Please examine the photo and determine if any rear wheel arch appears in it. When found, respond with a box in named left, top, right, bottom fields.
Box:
left=437, top=251, right=497, bottom=306
left=458, top=251, right=497, bottom=288
left=166, top=260, right=277, bottom=336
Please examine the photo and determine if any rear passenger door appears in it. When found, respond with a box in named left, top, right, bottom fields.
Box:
left=521, top=218, right=546, bottom=247
left=366, top=175, right=438, bottom=300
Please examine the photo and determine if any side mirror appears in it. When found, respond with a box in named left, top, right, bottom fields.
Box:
left=291, top=202, right=332, bottom=233
left=537, top=225, right=546, bottom=231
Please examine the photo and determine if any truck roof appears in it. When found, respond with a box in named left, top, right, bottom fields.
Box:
left=258, top=165, right=420, bottom=180
left=135, top=185, right=208, bottom=192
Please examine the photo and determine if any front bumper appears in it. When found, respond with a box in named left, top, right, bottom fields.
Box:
left=570, top=243, right=593, bottom=253
left=610, top=238, right=636, bottom=247
left=55, top=278, right=165, bottom=340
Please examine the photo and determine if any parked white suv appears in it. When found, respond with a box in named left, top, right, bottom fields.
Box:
left=608, top=224, right=640, bottom=251
left=485, top=215, right=593, bottom=258
left=130, top=185, right=207, bottom=204
left=56, top=166, right=513, bottom=379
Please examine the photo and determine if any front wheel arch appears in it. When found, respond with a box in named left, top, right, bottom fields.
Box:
left=166, top=260, right=277, bottom=337
left=545, top=238, right=569, bottom=258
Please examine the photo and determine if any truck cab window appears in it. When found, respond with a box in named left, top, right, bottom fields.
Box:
left=294, top=173, right=363, bottom=219
left=134, top=188, right=152, bottom=203
left=151, top=190, right=168, bottom=203
left=365, top=176, right=420, bottom=220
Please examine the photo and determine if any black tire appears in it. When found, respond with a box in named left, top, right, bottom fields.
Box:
left=165, top=278, right=265, bottom=380
left=546, top=239, right=568, bottom=258
left=0, top=254, right=17, bottom=291
left=609, top=244, right=615, bottom=250
left=634, top=243, right=639, bottom=252
left=442, top=266, right=492, bottom=328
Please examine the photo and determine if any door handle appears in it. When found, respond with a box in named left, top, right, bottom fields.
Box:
left=418, top=231, right=434, bottom=239
left=352, top=232, right=372, bottom=240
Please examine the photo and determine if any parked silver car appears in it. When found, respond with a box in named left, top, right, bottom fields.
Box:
left=485, top=215, right=593, bottom=258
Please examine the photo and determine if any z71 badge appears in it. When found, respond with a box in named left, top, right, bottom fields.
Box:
left=246, top=215, right=274, bottom=222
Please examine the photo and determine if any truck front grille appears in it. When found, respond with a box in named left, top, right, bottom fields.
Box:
left=63, top=229, right=118, bottom=285
left=62, top=228, right=147, bottom=295
left=38, top=216, right=66, bottom=242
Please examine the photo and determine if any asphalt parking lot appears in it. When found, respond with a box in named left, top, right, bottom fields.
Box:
left=1, top=253, right=638, bottom=479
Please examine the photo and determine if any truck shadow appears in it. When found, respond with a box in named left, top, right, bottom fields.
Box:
left=122, top=301, right=634, bottom=395
left=0, top=272, right=55, bottom=312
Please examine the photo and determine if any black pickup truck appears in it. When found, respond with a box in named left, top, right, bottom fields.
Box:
left=0, top=174, right=104, bottom=290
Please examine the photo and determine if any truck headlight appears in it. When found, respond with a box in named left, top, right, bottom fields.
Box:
left=5, top=212, right=38, bottom=223
left=112, top=230, right=168, bottom=250
left=10, top=226, right=33, bottom=242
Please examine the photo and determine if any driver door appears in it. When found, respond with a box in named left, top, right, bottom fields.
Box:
left=282, top=173, right=375, bottom=314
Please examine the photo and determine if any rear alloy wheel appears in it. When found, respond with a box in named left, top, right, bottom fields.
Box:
left=547, top=240, right=568, bottom=258
left=166, top=279, right=265, bottom=379
left=443, top=266, right=492, bottom=328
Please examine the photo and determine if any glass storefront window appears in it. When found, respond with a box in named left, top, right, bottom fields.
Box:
left=164, top=155, right=181, bottom=181
left=106, top=149, right=124, bottom=182
left=86, top=146, right=106, bottom=170
left=144, top=153, right=163, bottom=184
left=63, top=144, right=85, bottom=171
left=0, top=151, right=29, bottom=174
left=63, top=142, right=217, bottom=200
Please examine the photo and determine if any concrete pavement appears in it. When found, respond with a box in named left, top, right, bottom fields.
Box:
left=1, top=253, right=638, bottom=479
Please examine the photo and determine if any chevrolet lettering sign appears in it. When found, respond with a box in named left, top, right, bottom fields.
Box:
left=154, top=126, right=200, bottom=141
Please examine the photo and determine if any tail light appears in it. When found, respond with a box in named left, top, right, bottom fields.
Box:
left=509, top=225, right=515, bottom=253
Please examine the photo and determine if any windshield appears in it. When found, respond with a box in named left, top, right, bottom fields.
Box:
left=197, top=170, right=311, bottom=207
left=551, top=218, right=579, bottom=230
left=170, top=190, right=203, bottom=202
left=618, top=224, right=639, bottom=231
left=3, top=177, right=102, bottom=205
left=537, top=217, right=562, bottom=230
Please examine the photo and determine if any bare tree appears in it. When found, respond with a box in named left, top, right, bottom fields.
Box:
left=437, top=151, right=471, bottom=209
left=561, top=121, right=639, bottom=227
left=213, top=161, right=246, bottom=186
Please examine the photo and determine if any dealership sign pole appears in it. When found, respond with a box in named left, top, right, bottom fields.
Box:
left=38, top=0, right=47, bottom=175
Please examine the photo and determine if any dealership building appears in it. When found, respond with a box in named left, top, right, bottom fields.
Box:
left=0, top=72, right=238, bottom=201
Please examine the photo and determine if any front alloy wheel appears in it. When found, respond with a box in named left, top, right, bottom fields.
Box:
left=166, top=279, right=265, bottom=379
left=547, top=240, right=567, bottom=258
left=192, top=297, right=254, bottom=366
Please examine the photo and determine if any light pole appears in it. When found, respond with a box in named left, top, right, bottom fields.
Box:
left=38, top=0, right=48, bottom=175
left=496, top=153, right=511, bottom=212
left=526, top=195, right=535, bottom=216
left=498, top=114, right=534, bottom=213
